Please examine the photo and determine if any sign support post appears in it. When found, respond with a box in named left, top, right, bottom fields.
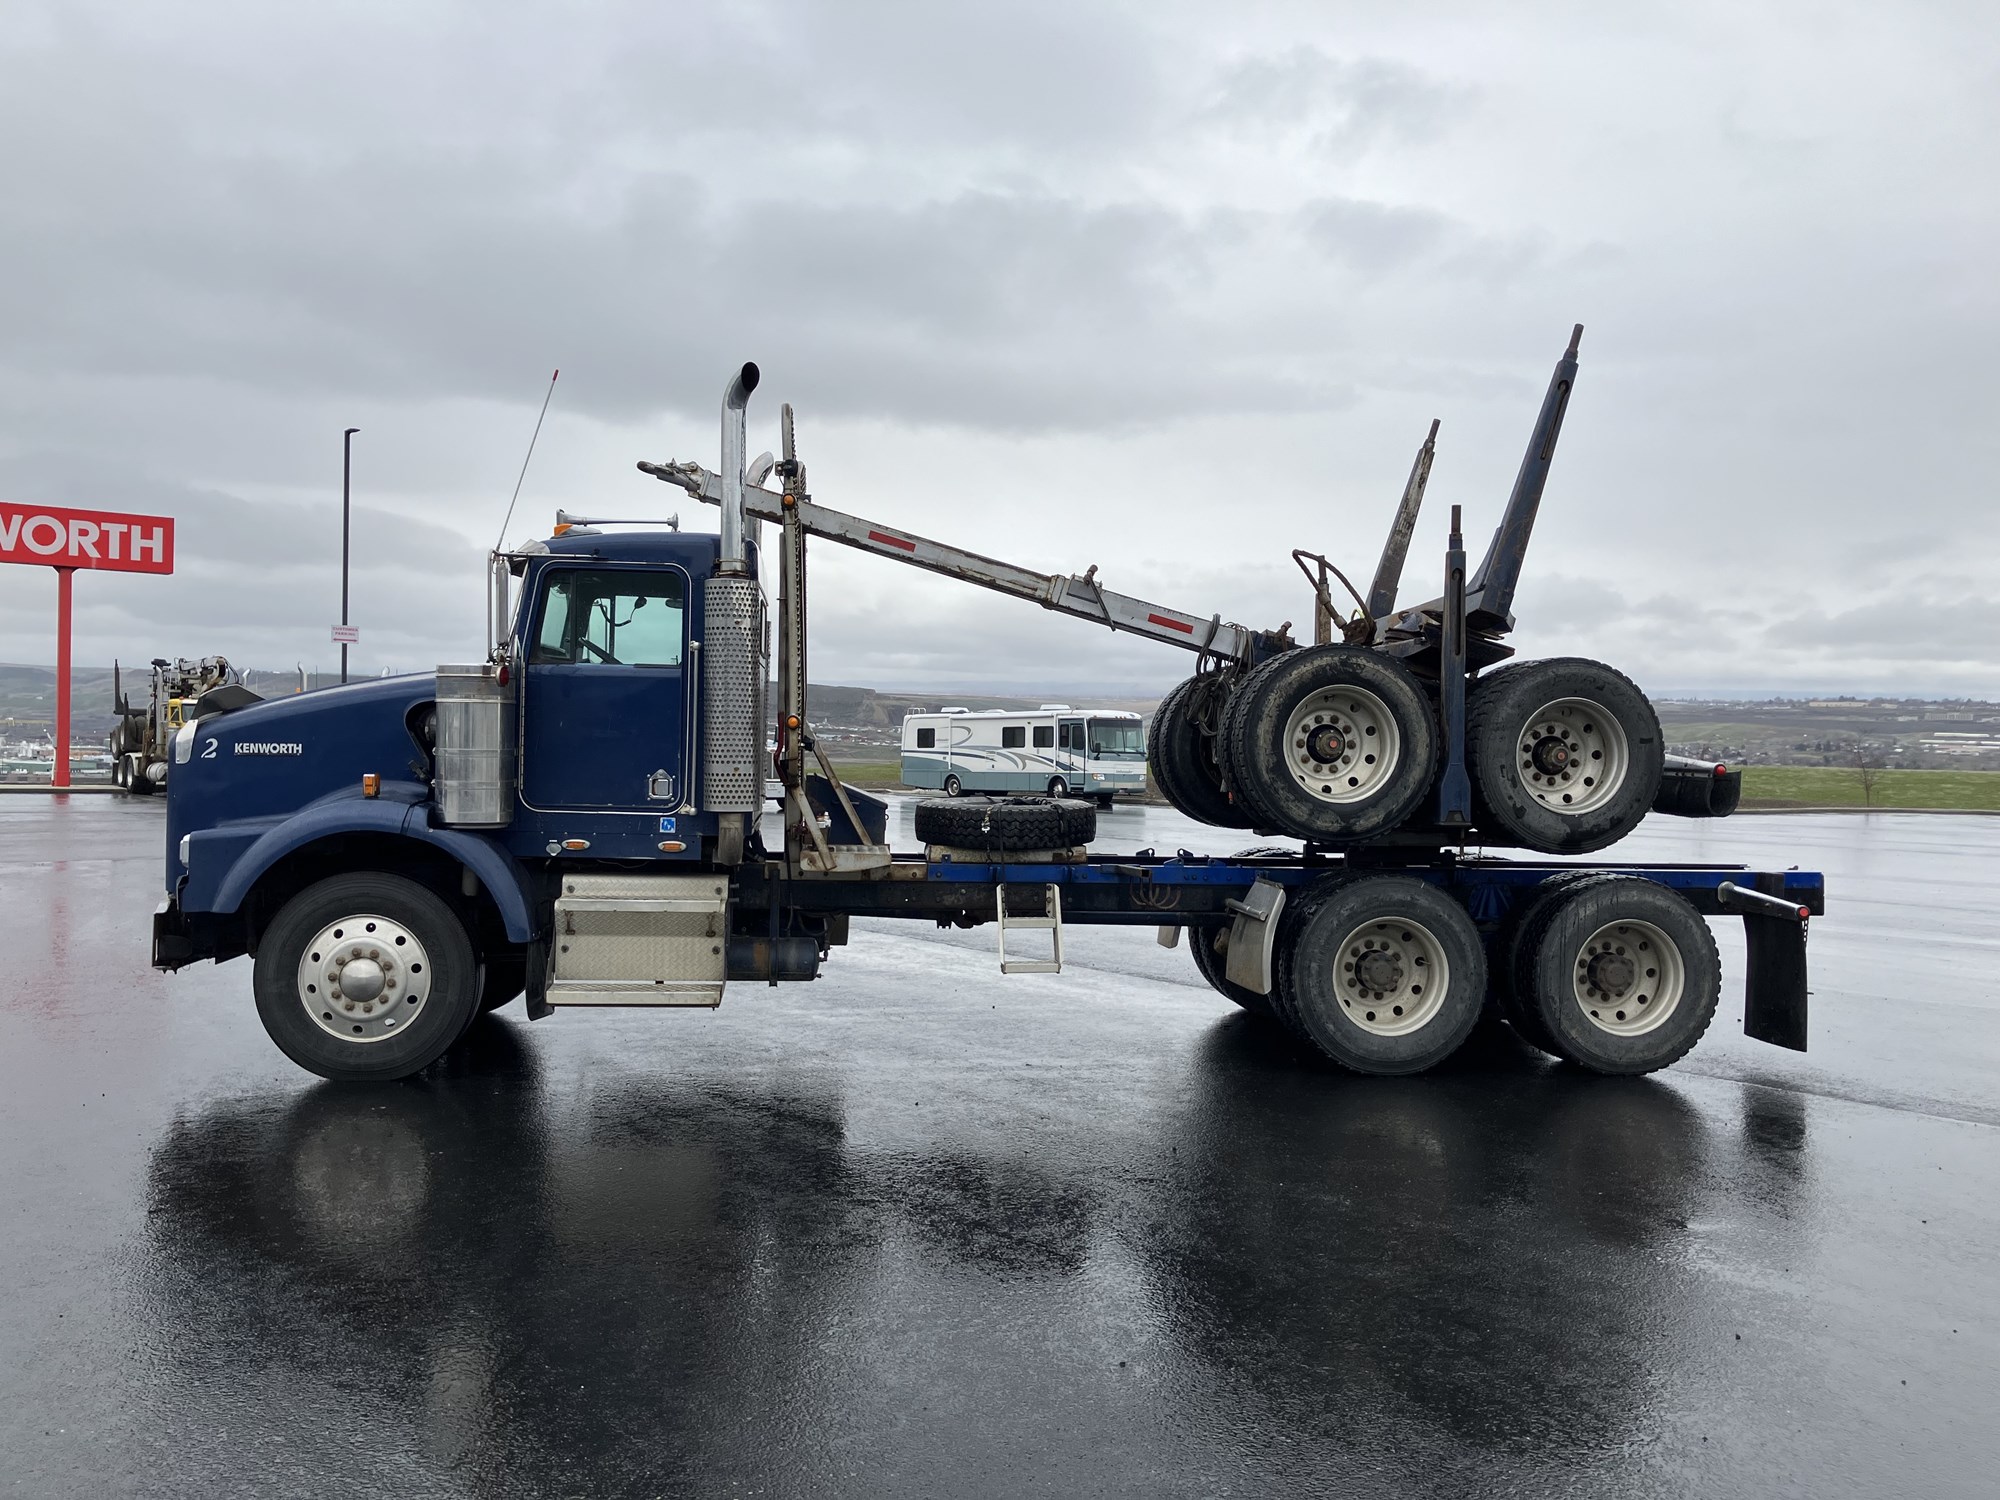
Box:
left=54, top=567, right=73, bottom=789
left=341, top=427, right=358, bottom=683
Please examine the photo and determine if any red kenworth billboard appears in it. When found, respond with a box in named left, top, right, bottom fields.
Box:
left=0, top=503, right=175, bottom=575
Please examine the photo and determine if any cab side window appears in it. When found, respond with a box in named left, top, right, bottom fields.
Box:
left=532, top=570, right=686, bottom=666
left=915, top=727, right=936, bottom=749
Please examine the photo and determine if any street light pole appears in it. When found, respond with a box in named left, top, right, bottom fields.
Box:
left=341, top=427, right=359, bottom=684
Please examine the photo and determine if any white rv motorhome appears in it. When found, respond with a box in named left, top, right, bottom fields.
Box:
left=900, top=705, right=1147, bottom=806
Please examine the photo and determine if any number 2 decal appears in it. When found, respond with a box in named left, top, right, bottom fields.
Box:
left=200, top=738, right=218, bottom=759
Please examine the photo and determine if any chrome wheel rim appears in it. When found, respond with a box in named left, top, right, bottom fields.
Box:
left=1571, top=918, right=1683, bottom=1036
left=296, top=913, right=431, bottom=1043
left=1283, top=685, right=1401, bottom=805
left=1514, top=697, right=1629, bottom=816
left=1332, top=916, right=1448, bottom=1036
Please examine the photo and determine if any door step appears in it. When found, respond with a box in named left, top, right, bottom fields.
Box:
left=546, top=873, right=729, bottom=1007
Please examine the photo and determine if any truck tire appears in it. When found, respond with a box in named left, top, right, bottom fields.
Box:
left=1048, top=776, right=1069, bottom=798
left=478, top=950, right=528, bottom=1013
left=1274, top=873, right=1485, bottom=1074
left=913, top=795, right=1096, bottom=850
left=1147, top=675, right=1254, bottom=829
left=1518, top=876, right=1720, bottom=1075
left=1187, top=922, right=1276, bottom=1021
left=944, top=774, right=963, bottom=797
left=1467, top=658, right=1663, bottom=854
left=1218, top=645, right=1438, bottom=845
left=252, top=872, right=481, bottom=1082
left=1489, top=870, right=1622, bottom=1056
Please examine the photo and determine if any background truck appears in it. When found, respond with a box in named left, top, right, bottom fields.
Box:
left=900, top=706, right=1146, bottom=804
left=109, top=656, right=257, bottom=793
left=152, top=332, right=1819, bottom=1083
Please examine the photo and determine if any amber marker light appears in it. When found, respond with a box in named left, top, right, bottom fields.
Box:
left=361, top=774, right=380, bottom=798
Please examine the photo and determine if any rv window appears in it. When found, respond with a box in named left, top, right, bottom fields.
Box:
left=1033, top=725, right=1054, bottom=748
left=1002, top=725, right=1026, bottom=749
left=915, top=727, right=936, bottom=749
left=1089, top=719, right=1146, bottom=759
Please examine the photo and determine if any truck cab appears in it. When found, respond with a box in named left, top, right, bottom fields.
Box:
left=154, top=525, right=763, bottom=1080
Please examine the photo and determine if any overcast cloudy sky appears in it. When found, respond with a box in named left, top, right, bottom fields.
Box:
left=2, top=1, right=1994, bottom=698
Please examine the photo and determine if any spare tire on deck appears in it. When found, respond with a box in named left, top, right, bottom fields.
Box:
left=914, top=795, right=1096, bottom=850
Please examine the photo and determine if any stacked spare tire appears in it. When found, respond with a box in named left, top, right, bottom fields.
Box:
left=1149, top=650, right=1665, bottom=855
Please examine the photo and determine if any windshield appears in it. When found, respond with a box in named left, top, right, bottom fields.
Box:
left=1088, top=719, right=1144, bottom=759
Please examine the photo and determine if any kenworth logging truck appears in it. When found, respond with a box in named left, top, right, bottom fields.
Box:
left=152, top=329, right=1821, bottom=1082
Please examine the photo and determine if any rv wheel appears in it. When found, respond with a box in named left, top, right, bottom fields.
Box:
left=1048, top=776, right=1069, bottom=798
left=944, top=774, right=963, bottom=797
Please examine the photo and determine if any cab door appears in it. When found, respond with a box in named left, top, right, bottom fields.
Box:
left=522, top=565, right=691, bottom=811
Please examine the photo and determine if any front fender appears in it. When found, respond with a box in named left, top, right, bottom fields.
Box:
left=207, top=795, right=540, bottom=942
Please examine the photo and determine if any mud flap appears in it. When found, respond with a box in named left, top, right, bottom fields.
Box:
left=1223, top=877, right=1287, bottom=996
left=1743, top=915, right=1808, bottom=1052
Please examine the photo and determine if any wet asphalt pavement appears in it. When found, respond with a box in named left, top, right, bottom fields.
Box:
left=3, top=796, right=1996, bottom=1497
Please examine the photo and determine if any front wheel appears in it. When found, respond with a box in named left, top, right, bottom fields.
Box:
left=478, top=950, right=527, bottom=1013
left=253, top=873, right=481, bottom=1081
left=1048, top=776, right=1069, bottom=798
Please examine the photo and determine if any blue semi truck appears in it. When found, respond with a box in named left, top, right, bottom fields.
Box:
left=152, top=337, right=1822, bottom=1082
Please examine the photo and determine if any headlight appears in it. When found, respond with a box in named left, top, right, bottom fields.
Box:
left=179, top=834, right=191, bottom=867
left=173, top=719, right=200, bottom=765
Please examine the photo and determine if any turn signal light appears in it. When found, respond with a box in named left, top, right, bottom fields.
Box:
left=658, top=840, right=686, bottom=853
left=361, top=774, right=380, bottom=798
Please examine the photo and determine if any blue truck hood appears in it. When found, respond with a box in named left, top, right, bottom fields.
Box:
left=164, top=673, right=438, bottom=885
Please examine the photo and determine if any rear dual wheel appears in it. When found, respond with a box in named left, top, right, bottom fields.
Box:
left=1274, top=874, right=1487, bottom=1075
left=1187, top=922, right=1277, bottom=1021
left=1506, top=876, right=1720, bottom=1074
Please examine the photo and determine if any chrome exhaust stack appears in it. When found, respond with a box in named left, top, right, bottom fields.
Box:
left=718, top=362, right=761, bottom=575
left=703, top=361, right=769, bottom=842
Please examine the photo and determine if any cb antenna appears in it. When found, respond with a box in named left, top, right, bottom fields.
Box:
left=495, top=368, right=560, bottom=552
